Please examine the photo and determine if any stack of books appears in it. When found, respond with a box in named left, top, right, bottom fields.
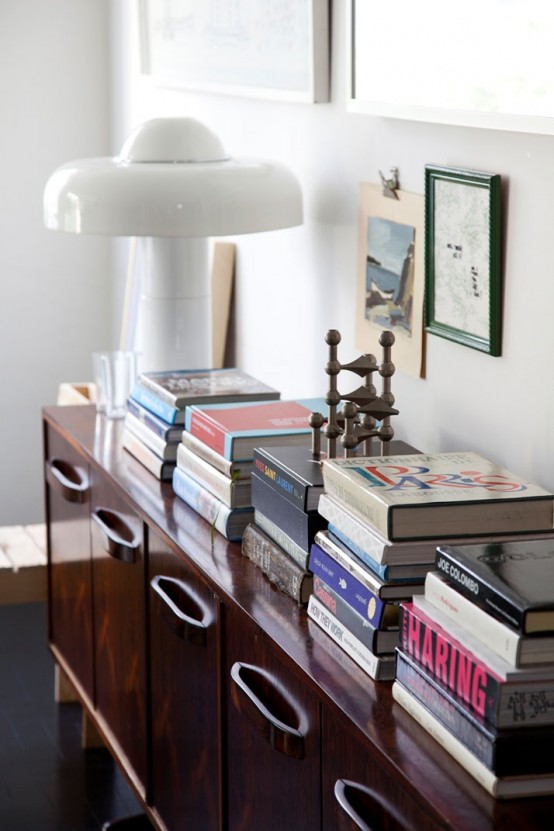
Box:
left=173, top=397, right=326, bottom=544
left=245, top=442, right=329, bottom=605
left=394, top=535, right=554, bottom=799
left=308, top=450, right=554, bottom=686
left=121, top=367, right=279, bottom=481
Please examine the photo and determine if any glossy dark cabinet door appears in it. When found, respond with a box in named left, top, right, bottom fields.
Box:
left=148, top=529, right=221, bottom=831
left=223, top=606, right=321, bottom=831
left=90, top=471, right=148, bottom=801
left=45, top=426, right=94, bottom=701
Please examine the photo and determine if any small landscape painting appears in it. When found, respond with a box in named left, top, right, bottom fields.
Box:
left=364, top=216, right=415, bottom=335
left=356, top=183, right=425, bottom=378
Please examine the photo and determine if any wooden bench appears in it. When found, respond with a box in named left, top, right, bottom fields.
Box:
left=0, top=524, right=47, bottom=604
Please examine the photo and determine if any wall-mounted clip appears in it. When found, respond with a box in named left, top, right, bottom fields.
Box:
left=379, top=167, right=400, bottom=199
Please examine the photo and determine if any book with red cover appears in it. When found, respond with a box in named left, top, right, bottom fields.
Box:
left=184, top=397, right=326, bottom=460
left=399, top=598, right=554, bottom=728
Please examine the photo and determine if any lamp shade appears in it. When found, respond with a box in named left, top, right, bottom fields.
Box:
left=43, top=117, right=303, bottom=237
left=43, top=117, right=303, bottom=372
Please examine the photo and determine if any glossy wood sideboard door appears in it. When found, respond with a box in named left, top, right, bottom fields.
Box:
left=90, top=469, right=148, bottom=802
left=44, top=425, right=95, bottom=702
left=223, top=606, right=321, bottom=831
left=321, top=705, right=446, bottom=831
left=148, top=528, right=221, bottom=831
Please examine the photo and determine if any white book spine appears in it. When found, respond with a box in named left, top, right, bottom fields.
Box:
left=176, top=443, right=249, bottom=508
left=424, top=571, right=520, bottom=665
left=320, top=465, right=390, bottom=537
left=307, top=595, right=389, bottom=681
left=393, top=681, right=554, bottom=799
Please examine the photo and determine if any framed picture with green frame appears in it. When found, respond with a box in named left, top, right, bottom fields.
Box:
left=424, top=165, right=502, bottom=356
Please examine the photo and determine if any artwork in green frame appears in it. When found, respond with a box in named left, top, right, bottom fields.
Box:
left=424, top=165, right=502, bottom=356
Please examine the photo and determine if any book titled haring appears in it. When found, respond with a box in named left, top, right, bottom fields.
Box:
left=320, top=451, right=554, bottom=541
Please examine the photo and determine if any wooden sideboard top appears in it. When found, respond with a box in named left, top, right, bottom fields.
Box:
left=42, top=404, right=554, bottom=830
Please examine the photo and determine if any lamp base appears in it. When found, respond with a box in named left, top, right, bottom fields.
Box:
left=133, top=237, right=212, bottom=373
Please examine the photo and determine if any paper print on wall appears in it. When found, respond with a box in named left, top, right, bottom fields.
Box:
left=356, top=183, right=425, bottom=378
left=364, top=217, right=415, bottom=334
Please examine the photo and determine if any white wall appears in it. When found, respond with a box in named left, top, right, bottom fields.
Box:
left=109, top=1, right=554, bottom=494
left=9, top=1, right=553, bottom=526
left=0, top=1, right=112, bottom=525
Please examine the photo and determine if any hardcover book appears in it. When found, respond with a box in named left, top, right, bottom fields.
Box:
left=253, top=443, right=324, bottom=511
left=180, top=429, right=253, bottom=480
left=132, top=367, right=279, bottom=425
left=313, top=575, right=399, bottom=655
left=396, top=649, right=554, bottom=777
left=435, top=538, right=554, bottom=634
left=314, top=530, right=424, bottom=599
left=127, top=397, right=183, bottom=443
left=307, top=595, right=396, bottom=681
left=400, top=597, right=554, bottom=727
left=308, top=542, right=400, bottom=629
left=392, top=681, right=554, bottom=799
left=184, top=397, right=327, bottom=461
left=172, top=466, right=253, bottom=542
left=424, top=571, right=554, bottom=667
left=318, top=492, right=439, bottom=567
left=139, top=367, right=280, bottom=408
left=124, top=412, right=179, bottom=461
left=241, top=523, right=312, bottom=605
left=254, top=510, right=311, bottom=570
left=250, top=472, right=327, bottom=551
left=320, top=451, right=554, bottom=541
left=122, top=428, right=175, bottom=481
left=176, top=443, right=251, bottom=509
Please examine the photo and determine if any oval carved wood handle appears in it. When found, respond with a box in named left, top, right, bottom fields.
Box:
left=46, top=458, right=89, bottom=504
left=230, top=661, right=305, bottom=759
left=150, top=575, right=213, bottom=647
left=91, top=508, right=139, bottom=564
left=334, top=779, right=408, bottom=831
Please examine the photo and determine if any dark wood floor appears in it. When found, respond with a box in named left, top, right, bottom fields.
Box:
left=0, top=602, right=142, bottom=831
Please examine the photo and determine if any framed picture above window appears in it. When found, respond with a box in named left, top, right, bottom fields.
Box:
left=424, top=165, right=502, bottom=356
left=142, top=0, right=329, bottom=103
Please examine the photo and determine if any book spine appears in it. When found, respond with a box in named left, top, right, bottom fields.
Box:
left=396, top=650, right=554, bottom=776
left=396, top=650, right=497, bottom=771
left=318, top=493, right=393, bottom=565
left=176, top=445, right=251, bottom=509
left=251, top=473, right=326, bottom=550
left=122, top=429, right=174, bottom=480
left=435, top=549, right=524, bottom=633
left=424, top=571, right=521, bottom=666
left=254, top=511, right=310, bottom=570
left=309, top=543, right=390, bottom=627
left=327, top=524, right=389, bottom=579
left=320, top=463, right=391, bottom=538
left=400, top=600, right=503, bottom=725
left=392, top=682, right=501, bottom=797
left=172, top=466, right=241, bottom=541
left=315, top=530, right=383, bottom=595
left=131, top=385, right=181, bottom=424
left=181, top=430, right=251, bottom=479
left=125, top=414, right=176, bottom=460
left=253, top=451, right=309, bottom=511
left=139, top=375, right=177, bottom=406
left=185, top=409, right=228, bottom=457
left=313, top=575, right=398, bottom=655
left=241, top=523, right=312, bottom=605
left=127, top=398, right=181, bottom=441
left=307, top=595, right=395, bottom=681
